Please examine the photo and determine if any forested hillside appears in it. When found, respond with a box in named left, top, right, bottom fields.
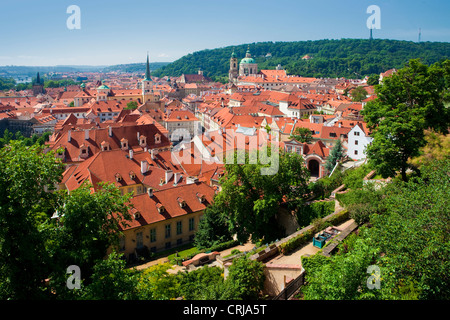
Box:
left=152, top=39, right=450, bottom=80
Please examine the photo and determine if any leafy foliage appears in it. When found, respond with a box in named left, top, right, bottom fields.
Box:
left=301, top=159, right=450, bottom=300
left=153, top=39, right=450, bottom=79
left=362, top=59, right=449, bottom=181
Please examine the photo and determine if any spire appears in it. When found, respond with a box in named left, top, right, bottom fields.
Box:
left=36, top=72, right=41, bottom=85
left=144, top=53, right=151, bottom=81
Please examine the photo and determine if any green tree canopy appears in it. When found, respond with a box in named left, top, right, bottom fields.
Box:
left=362, top=59, right=450, bottom=181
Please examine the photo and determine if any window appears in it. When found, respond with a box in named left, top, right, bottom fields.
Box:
left=177, top=238, right=183, bottom=246
left=176, top=221, right=182, bottom=235
left=354, top=131, right=360, bottom=136
left=165, top=242, right=171, bottom=249
left=150, top=228, right=156, bottom=243
left=354, top=150, right=358, bottom=155
left=165, top=224, right=171, bottom=238
left=189, top=218, right=195, bottom=231
left=136, top=232, right=143, bottom=248
left=355, top=140, right=359, bottom=145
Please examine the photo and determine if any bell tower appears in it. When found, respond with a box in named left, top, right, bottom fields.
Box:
left=142, top=53, right=157, bottom=103
left=228, top=50, right=238, bottom=83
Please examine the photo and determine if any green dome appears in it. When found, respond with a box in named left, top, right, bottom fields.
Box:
left=240, top=57, right=255, bottom=64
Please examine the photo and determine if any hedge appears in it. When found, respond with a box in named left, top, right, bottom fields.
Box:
left=297, top=200, right=336, bottom=228
left=278, top=209, right=350, bottom=255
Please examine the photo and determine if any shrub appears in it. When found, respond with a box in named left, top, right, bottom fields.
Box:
left=297, top=200, right=335, bottom=228
left=278, top=228, right=316, bottom=255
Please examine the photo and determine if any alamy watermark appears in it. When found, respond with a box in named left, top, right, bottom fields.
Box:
left=66, top=5, right=81, bottom=30
left=66, top=265, right=81, bottom=290
left=366, top=265, right=381, bottom=290
left=367, top=5, right=381, bottom=30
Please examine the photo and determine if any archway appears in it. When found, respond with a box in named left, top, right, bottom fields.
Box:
left=308, top=159, right=320, bottom=177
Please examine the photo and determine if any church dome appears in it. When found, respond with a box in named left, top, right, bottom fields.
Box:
left=240, top=57, right=255, bottom=64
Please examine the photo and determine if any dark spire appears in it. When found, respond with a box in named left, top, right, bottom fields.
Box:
left=144, top=53, right=151, bottom=81
left=36, top=72, right=41, bottom=85
left=369, top=28, right=373, bottom=40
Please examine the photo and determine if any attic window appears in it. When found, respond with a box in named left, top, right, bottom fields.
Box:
left=133, top=211, right=141, bottom=219
left=196, top=193, right=206, bottom=203
left=156, top=203, right=165, bottom=213
left=121, top=138, right=129, bottom=150
left=80, top=144, right=89, bottom=158
left=139, top=135, right=147, bottom=147
left=115, top=173, right=122, bottom=182
left=129, top=171, right=136, bottom=180
left=155, top=133, right=161, bottom=144
left=101, top=141, right=110, bottom=151
left=177, top=197, right=186, bottom=208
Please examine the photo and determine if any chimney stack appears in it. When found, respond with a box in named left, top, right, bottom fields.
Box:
left=129, top=149, right=133, bottom=159
left=108, top=126, right=112, bottom=137
left=140, top=160, right=149, bottom=174
left=84, top=129, right=89, bottom=140
left=68, top=129, right=71, bottom=142
left=165, top=170, right=173, bottom=184
left=173, top=172, right=180, bottom=186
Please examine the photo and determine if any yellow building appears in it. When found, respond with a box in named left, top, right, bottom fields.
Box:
left=114, top=182, right=215, bottom=261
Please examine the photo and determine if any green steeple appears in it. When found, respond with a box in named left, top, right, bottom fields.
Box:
left=144, top=53, right=151, bottom=81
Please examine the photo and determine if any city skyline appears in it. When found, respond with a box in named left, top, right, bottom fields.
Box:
left=0, top=0, right=449, bottom=66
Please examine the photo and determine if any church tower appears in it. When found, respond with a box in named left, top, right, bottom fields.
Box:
left=142, top=53, right=157, bottom=103
left=32, top=72, right=45, bottom=96
left=239, top=46, right=258, bottom=77
left=228, top=50, right=238, bottom=83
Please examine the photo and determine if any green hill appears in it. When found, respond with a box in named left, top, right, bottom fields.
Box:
left=152, top=39, right=450, bottom=81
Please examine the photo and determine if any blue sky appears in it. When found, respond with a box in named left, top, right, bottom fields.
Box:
left=0, top=0, right=449, bottom=66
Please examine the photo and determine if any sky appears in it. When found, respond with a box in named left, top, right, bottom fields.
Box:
left=0, top=0, right=449, bottom=66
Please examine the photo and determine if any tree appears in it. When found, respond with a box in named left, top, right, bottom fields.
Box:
left=362, top=59, right=449, bottom=181
left=209, top=149, right=310, bottom=244
left=227, top=256, right=266, bottom=300
left=194, top=204, right=233, bottom=249
left=81, top=252, right=140, bottom=300
left=48, top=182, right=133, bottom=296
left=126, top=101, right=138, bottom=110
left=350, top=86, right=368, bottom=102
left=0, top=140, right=65, bottom=299
left=301, top=158, right=450, bottom=300
left=366, top=74, right=379, bottom=85
left=325, top=139, right=345, bottom=172
left=290, top=127, right=312, bottom=143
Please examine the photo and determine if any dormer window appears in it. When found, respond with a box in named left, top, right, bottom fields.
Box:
left=121, top=138, right=129, bottom=150
left=129, top=171, right=136, bottom=180
left=80, top=144, right=89, bottom=158
left=115, top=173, right=122, bottom=182
left=156, top=203, right=165, bottom=213
left=133, top=211, right=141, bottom=220
left=155, top=133, right=161, bottom=144
left=139, top=135, right=147, bottom=147
left=177, top=197, right=186, bottom=208
left=196, top=193, right=206, bottom=203
left=101, top=141, right=110, bottom=151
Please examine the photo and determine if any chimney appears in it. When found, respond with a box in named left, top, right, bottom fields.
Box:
left=173, top=172, right=180, bottom=185
left=68, top=129, right=71, bottom=142
left=147, top=187, right=153, bottom=197
left=165, top=170, right=173, bottom=184
left=137, top=131, right=140, bottom=140
left=108, top=126, right=112, bottom=137
left=150, top=148, right=156, bottom=160
left=84, top=129, right=89, bottom=140
left=140, top=160, right=149, bottom=174
left=129, top=149, right=133, bottom=159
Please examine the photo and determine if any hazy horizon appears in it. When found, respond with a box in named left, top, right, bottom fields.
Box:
left=1, top=0, right=449, bottom=66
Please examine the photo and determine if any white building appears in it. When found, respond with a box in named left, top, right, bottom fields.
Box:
left=347, top=124, right=373, bottom=160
